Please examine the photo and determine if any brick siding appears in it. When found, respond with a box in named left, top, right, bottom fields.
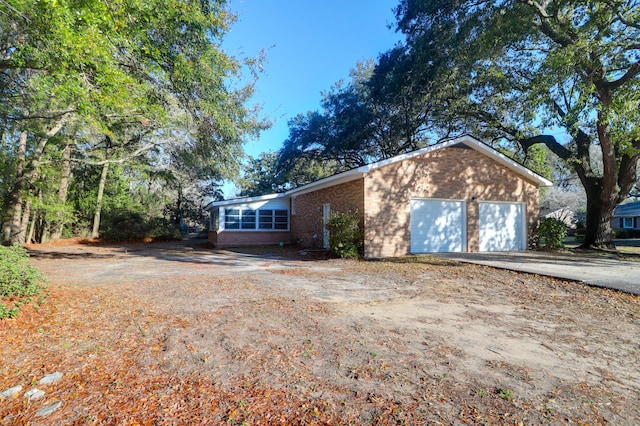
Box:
left=208, top=230, right=290, bottom=247
left=363, top=146, right=540, bottom=258
left=290, top=179, right=365, bottom=248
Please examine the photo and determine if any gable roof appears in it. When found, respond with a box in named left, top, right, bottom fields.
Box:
left=283, top=134, right=552, bottom=197
left=614, top=201, right=640, bottom=217
left=205, top=134, right=553, bottom=210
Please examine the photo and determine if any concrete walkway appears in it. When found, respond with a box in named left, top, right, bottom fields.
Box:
left=436, top=251, right=640, bottom=296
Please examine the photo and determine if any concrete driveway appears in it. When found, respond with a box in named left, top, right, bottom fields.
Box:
left=436, top=251, right=640, bottom=296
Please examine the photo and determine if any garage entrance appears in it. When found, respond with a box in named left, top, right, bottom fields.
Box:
left=479, top=202, right=526, bottom=251
left=410, top=199, right=466, bottom=253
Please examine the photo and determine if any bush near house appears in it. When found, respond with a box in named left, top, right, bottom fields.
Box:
left=614, top=229, right=640, bottom=239
left=0, top=245, right=47, bottom=319
left=538, top=218, right=568, bottom=249
left=326, top=211, right=362, bottom=259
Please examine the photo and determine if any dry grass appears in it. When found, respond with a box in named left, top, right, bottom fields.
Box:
left=1, top=240, right=639, bottom=424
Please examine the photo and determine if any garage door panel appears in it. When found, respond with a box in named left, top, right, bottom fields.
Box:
left=411, top=199, right=466, bottom=253
left=479, top=202, right=525, bottom=251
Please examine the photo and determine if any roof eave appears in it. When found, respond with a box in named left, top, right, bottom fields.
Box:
left=285, top=169, right=365, bottom=197
left=204, top=192, right=288, bottom=210
left=359, top=134, right=553, bottom=187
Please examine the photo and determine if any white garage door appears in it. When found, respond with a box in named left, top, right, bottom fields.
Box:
left=410, top=199, right=466, bottom=253
left=479, top=202, right=526, bottom=251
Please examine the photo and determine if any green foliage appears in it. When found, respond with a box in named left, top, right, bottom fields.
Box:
left=614, top=229, right=640, bottom=239
left=99, top=209, right=181, bottom=242
left=391, top=0, right=640, bottom=247
left=496, top=388, right=513, bottom=402
left=238, top=151, right=336, bottom=196
left=1, top=0, right=265, bottom=244
left=0, top=245, right=47, bottom=319
left=326, top=211, right=362, bottom=259
left=237, top=152, right=288, bottom=197
left=538, top=218, right=568, bottom=250
left=276, top=59, right=437, bottom=188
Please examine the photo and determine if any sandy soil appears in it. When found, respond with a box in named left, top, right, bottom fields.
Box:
left=1, top=239, right=639, bottom=424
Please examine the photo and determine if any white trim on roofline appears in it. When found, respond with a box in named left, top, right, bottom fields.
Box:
left=285, top=135, right=552, bottom=197
left=204, top=192, right=288, bottom=210
left=355, top=134, right=553, bottom=186
left=206, top=134, right=553, bottom=209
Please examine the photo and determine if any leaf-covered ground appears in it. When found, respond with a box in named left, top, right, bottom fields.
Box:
left=1, top=240, right=639, bottom=424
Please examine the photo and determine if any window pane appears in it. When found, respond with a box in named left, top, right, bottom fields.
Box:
left=225, top=217, right=239, bottom=229
left=241, top=209, right=255, bottom=229
left=274, top=223, right=288, bottom=230
left=259, top=223, right=273, bottom=229
left=226, top=209, right=239, bottom=216
left=275, top=216, right=288, bottom=223
left=275, top=210, right=288, bottom=217
left=259, top=210, right=273, bottom=223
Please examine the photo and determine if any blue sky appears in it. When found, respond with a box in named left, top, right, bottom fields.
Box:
left=223, top=0, right=403, bottom=163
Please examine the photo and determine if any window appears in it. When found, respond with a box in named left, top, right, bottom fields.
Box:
left=258, top=209, right=289, bottom=230
left=241, top=210, right=256, bottom=229
left=225, top=208, right=288, bottom=230
left=225, top=208, right=240, bottom=229
left=258, top=210, right=273, bottom=229
left=274, top=209, right=288, bottom=229
left=211, top=209, right=219, bottom=230
left=224, top=208, right=256, bottom=229
left=623, top=217, right=634, bottom=229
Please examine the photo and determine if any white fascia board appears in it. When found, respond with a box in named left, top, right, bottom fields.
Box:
left=455, top=135, right=554, bottom=187
left=206, top=135, right=552, bottom=210
left=360, top=134, right=553, bottom=187
left=204, top=192, right=288, bottom=210
left=285, top=169, right=365, bottom=197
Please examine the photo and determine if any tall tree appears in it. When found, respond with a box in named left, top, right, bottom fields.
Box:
left=0, top=0, right=263, bottom=243
left=277, top=60, right=447, bottom=185
left=393, top=0, right=640, bottom=249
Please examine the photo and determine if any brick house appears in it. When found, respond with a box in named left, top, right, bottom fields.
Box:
left=205, top=135, right=552, bottom=258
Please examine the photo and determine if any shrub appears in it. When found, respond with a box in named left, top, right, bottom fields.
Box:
left=99, top=209, right=181, bottom=241
left=326, top=211, right=362, bottom=259
left=537, top=217, right=568, bottom=249
left=614, top=228, right=640, bottom=239
left=0, top=245, right=47, bottom=319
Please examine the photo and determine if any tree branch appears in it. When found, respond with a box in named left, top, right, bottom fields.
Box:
left=518, top=134, right=573, bottom=160
left=0, top=59, right=46, bottom=71
left=71, top=142, right=159, bottom=166
left=607, top=61, right=640, bottom=91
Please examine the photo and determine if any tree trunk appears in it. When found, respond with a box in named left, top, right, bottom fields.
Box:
left=91, top=162, right=109, bottom=238
left=2, top=130, right=28, bottom=244
left=26, top=210, right=37, bottom=244
left=580, top=180, right=617, bottom=250
left=19, top=197, right=32, bottom=244
left=2, top=114, right=70, bottom=245
left=50, top=142, right=72, bottom=240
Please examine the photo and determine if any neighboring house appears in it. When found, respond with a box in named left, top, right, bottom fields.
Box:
left=205, top=135, right=553, bottom=258
left=613, top=201, right=640, bottom=230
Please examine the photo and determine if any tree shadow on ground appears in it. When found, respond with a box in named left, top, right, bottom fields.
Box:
left=24, top=236, right=334, bottom=265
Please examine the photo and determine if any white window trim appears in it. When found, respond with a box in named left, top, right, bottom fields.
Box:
left=222, top=207, right=290, bottom=232
left=622, top=217, right=634, bottom=229
left=258, top=209, right=289, bottom=230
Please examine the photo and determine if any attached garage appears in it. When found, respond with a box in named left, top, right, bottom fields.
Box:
left=206, top=135, right=552, bottom=257
left=479, top=202, right=526, bottom=251
left=410, top=199, right=466, bottom=253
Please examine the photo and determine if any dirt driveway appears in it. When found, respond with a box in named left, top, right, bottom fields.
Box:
left=2, top=239, right=640, bottom=424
